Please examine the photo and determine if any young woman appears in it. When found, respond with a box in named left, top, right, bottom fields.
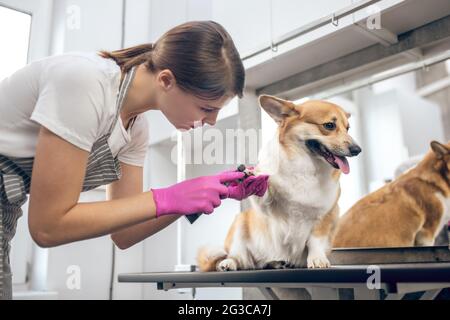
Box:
left=0, top=21, right=269, bottom=299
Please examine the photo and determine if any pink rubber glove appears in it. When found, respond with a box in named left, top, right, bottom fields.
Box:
left=227, top=174, right=270, bottom=200
left=151, top=171, right=245, bottom=217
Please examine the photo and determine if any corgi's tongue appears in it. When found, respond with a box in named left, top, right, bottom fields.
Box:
left=333, top=155, right=350, bottom=174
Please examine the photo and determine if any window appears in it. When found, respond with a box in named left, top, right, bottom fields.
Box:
left=0, top=5, right=31, bottom=79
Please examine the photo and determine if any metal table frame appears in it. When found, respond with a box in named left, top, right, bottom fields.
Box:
left=118, top=246, right=450, bottom=300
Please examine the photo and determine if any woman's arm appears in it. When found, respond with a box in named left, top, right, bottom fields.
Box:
left=28, top=127, right=159, bottom=248
left=108, top=162, right=180, bottom=250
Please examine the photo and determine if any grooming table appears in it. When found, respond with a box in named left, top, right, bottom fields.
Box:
left=118, top=246, right=450, bottom=300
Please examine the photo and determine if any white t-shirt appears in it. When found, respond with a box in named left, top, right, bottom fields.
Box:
left=0, top=51, right=149, bottom=167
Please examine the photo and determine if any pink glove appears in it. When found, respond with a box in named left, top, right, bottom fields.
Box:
left=227, top=174, right=270, bottom=200
left=151, top=171, right=245, bottom=217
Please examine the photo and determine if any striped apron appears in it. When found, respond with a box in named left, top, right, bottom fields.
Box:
left=0, top=66, right=137, bottom=300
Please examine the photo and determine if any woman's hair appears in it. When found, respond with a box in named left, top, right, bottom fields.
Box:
left=98, top=20, right=245, bottom=100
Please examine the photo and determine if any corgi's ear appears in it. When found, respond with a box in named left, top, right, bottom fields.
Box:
left=345, top=111, right=351, bottom=119
left=258, top=95, right=298, bottom=124
left=430, top=141, right=449, bottom=159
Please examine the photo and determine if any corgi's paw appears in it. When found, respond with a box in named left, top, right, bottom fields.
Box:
left=217, top=258, right=238, bottom=272
left=262, top=260, right=295, bottom=270
left=307, top=254, right=331, bottom=269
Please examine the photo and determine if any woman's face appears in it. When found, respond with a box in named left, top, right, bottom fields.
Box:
left=156, top=70, right=233, bottom=131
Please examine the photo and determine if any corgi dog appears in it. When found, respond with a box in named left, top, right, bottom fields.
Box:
left=197, top=95, right=361, bottom=272
left=333, top=141, right=450, bottom=248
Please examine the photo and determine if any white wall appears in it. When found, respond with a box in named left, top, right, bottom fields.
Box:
left=45, top=190, right=113, bottom=299
left=212, top=0, right=271, bottom=55
left=355, top=76, right=445, bottom=193
left=50, top=0, right=123, bottom=54
left=149, top=0, right=212, bottom=41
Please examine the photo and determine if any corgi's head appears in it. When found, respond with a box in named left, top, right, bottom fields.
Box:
left=429, top=141, right=450, bottom=181
left=259, top=95, right=361, bottom=174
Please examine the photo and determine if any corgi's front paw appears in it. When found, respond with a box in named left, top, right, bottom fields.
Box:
left=217, top=258, right=238, bottom=272
left=307, top=254, right=331, bottom=269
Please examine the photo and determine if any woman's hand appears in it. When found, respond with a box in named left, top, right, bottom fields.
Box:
left=226, top=174, right=270, bottom=200
left=219, top=167, right=270, bottom=201
left=151, top=171, right=245, bottom=217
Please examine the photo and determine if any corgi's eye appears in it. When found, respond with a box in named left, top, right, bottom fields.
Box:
left=323, top=122, right=336, bottom=130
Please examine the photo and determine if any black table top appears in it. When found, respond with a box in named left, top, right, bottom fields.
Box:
left=118, top=262, right=450, bottom=284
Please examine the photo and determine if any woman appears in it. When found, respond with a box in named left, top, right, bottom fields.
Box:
left=0, top=21, right=269, bottom=299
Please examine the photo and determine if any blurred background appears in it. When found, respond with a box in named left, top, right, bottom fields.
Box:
left=0, top=0, right=449, bottom=299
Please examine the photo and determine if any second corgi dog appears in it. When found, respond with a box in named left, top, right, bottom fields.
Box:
left=197, top=95, right=361, bottom=271
left=333, top=141, right=450, bottom=248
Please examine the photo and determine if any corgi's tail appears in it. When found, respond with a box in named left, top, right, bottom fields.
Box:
left=196, top=245, right=227, bottom=272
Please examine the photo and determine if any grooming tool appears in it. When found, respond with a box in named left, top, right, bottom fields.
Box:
left=185, top=164, right=253, bottom=224
left=236, top=164, right=255, bottom=182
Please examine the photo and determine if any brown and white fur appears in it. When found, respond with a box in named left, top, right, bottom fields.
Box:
left=197, top=95, right=361, bottom=272
left=333, top=141, right=450, bottom=248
